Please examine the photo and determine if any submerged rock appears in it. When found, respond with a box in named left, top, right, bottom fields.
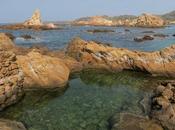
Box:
left=17, top=51, right=70, bottom=88
left=109, top=113, right=163, bottom=130
left=0, top=119, right=26, bottom=130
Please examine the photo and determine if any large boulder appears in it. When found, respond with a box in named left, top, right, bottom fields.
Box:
left=67, top=38, right=175, bottom=77
left=0, top=50, right=23, bottom=111
left=0, top=119, right=26, bottom=130
left=135, top=13, right=165, bottom=28
left=23, top=9, right=42, bottom=26
left=17, top=51, right=70, bottom=88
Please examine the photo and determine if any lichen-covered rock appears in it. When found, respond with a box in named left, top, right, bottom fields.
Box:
left=0, top=119, right=26, bottom=130
left=0, top=50, right=23, bottom=111
left=151, top=81, right=175, bottom=130
left=24, top=9, right=42, bottom=26
left=17, top=51, right=70, bottom=88
left=67, top=38, right=175, bottom=77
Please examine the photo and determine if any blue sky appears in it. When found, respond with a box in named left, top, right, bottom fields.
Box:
left=0, top=0, right=175, bottom=23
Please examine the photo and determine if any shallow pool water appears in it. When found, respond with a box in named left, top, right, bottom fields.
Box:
left=0, top=70, right=166, bottom=130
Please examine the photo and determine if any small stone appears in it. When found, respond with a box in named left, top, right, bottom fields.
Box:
left=162, top=88, right=173, bottom=100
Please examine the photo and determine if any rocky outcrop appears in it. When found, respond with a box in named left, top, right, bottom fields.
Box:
left=67, top=38, right=175, bottom=77
left=24, top=9, right=42, bottom=26
left=134, top=35, right=154, bottom=42
left=0, top=33, right=15, bottom=49
left=73, top=13, right=166, bottom=27
left=135, top=13, right=165, bottom=28
left=0, top=50, right=23, bottom=111
left=0, top=119, right=26, bottom=130
left=74, top=16, right=114, bottom=26
left=109, top=113, right=163, bottom=130
left=151, top=81, right=175, bottom=130
left=17, top=51, right=70, bottom=88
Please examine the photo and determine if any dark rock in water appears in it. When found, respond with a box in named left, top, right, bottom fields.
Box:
left=0, top=119, right=27, bottom=130
left=134, top=35, right=154, bottom=42
left=142, top=31, right=155, bottom=33
left=20, top=34, right=34, bottom=40
left=124, top=29, right=130, bottom=32
left=87, top=29, right=115, bottom=33
left=109, top=113, right=163, bottom=130
left=5, top=33, right=15, bottom=41
left=172, top=34, right=175, bottom=37
left=151, top=81, right=175, bottom=130
left=153, top=33, right=169, bottom=38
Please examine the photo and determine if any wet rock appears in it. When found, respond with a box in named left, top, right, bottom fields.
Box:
left=151, top=82, right=175, bottom=130
left=0, top=119, right=26, bottom=130
left=109, top=113, right=163, bottom=130
left=20, top=34, right=34, bottom=40
left=153, top=33, right=169, bottom=38
left=17, top=50, right=70, bottom=88
left=172, top=34, right=175, bottom=37
left=142, top=31, right=155, bottom=33
left=134, top=35, right=154, bottom=42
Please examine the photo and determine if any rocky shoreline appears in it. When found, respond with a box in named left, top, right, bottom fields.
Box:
left=1, top=32, right=175, bottom=129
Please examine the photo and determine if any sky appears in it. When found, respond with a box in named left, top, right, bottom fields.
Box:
left=0, top=0, right=175, bottom=23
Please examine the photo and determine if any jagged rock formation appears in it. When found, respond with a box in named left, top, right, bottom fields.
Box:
left=151, top=81, right=175, bottom=130
left=23, top=9, right=42, bottom=26
left=0, top=119, right=26, bottom=130
left=135, top=13, right=165, bottom=28
left=0, top=50, right=23, bottom=111
left=17, top=51, right=70, bottom=88
left=67, top=38, right=175, bottom=77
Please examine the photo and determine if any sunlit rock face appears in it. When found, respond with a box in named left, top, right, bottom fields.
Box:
left=67, top=38, right=175, bottom=77
left=0, top=33, right=15, bottom=49
left=23, top=9, right=43, bottom=26
left=17, top=51, right=70, bottom=88
left=135, top=13, right=165, bottom=28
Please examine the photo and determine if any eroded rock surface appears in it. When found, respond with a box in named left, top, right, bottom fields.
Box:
left=0, top=33, right=15, bottom=49
left=0, top=119, right=26, bottom=130
left=17, top=51, right=70, bottom=88
left=0, top=50, right=23, bottom=110
left=151, top=81, right=175, bottom=130
left=67, top=38, right=175, bottom=77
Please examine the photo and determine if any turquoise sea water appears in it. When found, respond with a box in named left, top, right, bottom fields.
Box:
left=0, top=25, right=175, bottom=130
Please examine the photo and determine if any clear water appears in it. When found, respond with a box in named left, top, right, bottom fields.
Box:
left=0, top=25, right=175, bottom=130
left=0, top=70, right=167, bottom=130
left=0, top=25, right=175, bottom=51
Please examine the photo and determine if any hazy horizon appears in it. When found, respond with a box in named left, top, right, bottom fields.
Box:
left=0, top=0, right=175, bottom=23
